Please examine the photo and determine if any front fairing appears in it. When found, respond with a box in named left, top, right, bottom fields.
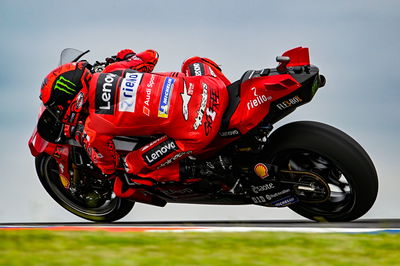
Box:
left=29, top=105, right=48, bottom=156
left=28, top=105, right=61, bottom=157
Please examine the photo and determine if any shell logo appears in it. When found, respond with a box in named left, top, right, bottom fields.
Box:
left=254, top=163, right=269, bottom=179
left=59, top=174, right=70, bottom=188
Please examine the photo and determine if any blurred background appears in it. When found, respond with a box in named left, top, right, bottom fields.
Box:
left=0, top=0, right=399, bottom=222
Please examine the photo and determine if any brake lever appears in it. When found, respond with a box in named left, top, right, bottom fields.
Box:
left=92, top=61, right=106, bottom=73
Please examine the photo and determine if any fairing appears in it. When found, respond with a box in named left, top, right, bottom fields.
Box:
left=282, top=47, right=310, bottom=67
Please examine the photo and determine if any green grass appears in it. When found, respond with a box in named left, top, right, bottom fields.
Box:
left=0, top=230, right=399, bottom=265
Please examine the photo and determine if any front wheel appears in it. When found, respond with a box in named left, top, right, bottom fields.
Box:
left=35, top=154, right=134, bottom=222
left=265, top=121, right=378, bottom=222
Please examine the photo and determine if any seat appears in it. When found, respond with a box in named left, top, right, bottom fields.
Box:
left=220, top=79, right=241, bottom=130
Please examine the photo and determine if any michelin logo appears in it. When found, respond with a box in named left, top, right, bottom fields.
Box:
left=158, top=77, right=175, bottom=118
left=119, top=72, right=143, bottom=112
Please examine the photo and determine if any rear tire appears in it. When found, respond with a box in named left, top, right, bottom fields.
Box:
left=265, top=121, right=378, bottom=222
left=35, top=154, right=134, bottom=222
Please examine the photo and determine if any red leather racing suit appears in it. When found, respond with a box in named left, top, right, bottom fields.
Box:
left=81, top=52, right=230, bottom=184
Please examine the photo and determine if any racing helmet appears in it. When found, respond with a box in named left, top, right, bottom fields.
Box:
left=38, top=61, right=91, bottom=142
left=40, top=61, right=90, bottom=116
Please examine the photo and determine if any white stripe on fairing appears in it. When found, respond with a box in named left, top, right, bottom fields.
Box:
left=147, top=227, right=400, bottom=233
left=248, top=71, right=255, bottom=80
left=0, top=226, right=399, bottom=234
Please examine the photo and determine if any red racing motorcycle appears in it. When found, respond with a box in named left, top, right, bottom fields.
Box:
left=29, top=47, right=378, bottom=222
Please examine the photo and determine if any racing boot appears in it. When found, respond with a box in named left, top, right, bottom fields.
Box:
left=113, top=172, right=166, bottom=207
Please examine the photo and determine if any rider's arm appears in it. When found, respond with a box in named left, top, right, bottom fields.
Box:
left=103, top=49, right=159, bottom=73
left=76, top=120, right=120, bottom=175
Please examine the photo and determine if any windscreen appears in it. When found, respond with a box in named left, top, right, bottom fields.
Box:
left=59, top=48, right=89, bottom=65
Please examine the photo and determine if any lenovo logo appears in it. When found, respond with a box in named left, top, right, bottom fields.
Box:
left=143, top=139, right=177, bottom=166
left=95, top=73, right=118, bottom=115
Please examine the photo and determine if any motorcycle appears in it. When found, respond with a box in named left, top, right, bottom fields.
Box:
left=28, top=47, right=378, bottom=222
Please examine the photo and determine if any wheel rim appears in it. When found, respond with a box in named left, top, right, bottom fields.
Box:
left=273, top=150, right=356, bottom=219
left=42, top=155, right=123, bottom=218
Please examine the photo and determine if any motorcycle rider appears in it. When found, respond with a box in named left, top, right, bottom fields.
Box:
left=39, top=48, right=232, bottom=196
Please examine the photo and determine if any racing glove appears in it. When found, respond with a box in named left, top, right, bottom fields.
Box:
left=116, top=49, right=136, bottom=61
left=104, top=49, right=159, bottom=73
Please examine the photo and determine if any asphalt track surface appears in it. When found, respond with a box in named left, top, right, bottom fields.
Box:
left=1, top=219, right=400, bottom=233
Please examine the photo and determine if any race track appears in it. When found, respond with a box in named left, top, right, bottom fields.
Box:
left=1, top=219, right=399, bottom=233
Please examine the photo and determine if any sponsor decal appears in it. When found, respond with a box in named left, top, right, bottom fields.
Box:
left=251, top=195, right=267, bottom=204
left=119, top=72, right=143, bottom=112
left=143, top=106, right=150, bottom=116
left=140, top=137, right=163, bottom=152
left=59, top=174, right=70, bottom=188
left=272, top=196, right=299, bottom=207
left=181, top=82, right=193, bottom=120
left=276, top=95, right=303, bottom=110
left=251, top=189, right=292, bottom=204
left=247, top=87, right=272, bottom=110
left=208, top=66, right=217, bottom=77
left=251, top=183, right=275, bottom=194
left=75, top=91, right=85, bottom=109
left=265, top=189, right=291, bottom=201
left=204, top=87, right=220, bottom=136
left=158, top=77, right=175, bottom=118
left=146, top=74, right=156, bottom=89
left=193, top=83, right=208, bottom=130
left=142, top=139, right=177, bottom=166
left=163, top=188, right=194, bottom=196
left=219, top=129, right=241, bottom=137
left=189, top=63, right=205, bottom=76
left=144, top=86, right=152, bottom=106
left=54, top=76, right=77, bottom=95
left=143, top=74, right=155, bottom=116
left=157, top=151, right=192, bottom=169
left=254, top=163, right=269, bottom=179
left=95, top=73, right=118, bottom=115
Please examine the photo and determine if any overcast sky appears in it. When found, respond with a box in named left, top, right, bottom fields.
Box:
left=0, top=0, right=399, bottom=222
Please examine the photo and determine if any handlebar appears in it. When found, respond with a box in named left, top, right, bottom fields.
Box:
left=91, top=55, right=119, bottom=73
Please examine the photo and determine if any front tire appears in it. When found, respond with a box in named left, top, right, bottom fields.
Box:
left=35, top=154, right=134, bottom=222
left=265, top=121, right=378, bottom=222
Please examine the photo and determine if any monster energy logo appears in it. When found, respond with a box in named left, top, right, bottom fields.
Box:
left=311, top=76, right=319, bottom=96
left=54, top=76, right=76, bottom=95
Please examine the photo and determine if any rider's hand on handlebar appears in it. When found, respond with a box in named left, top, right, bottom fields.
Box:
left=105, top=56, right=117, bottom=64
left=116, top=49, right=136, bottom=61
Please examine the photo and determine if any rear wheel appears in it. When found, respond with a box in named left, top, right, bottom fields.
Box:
left=35, top=154, right=134, bottom=222
left=265, top=121, right=378, bottom=222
